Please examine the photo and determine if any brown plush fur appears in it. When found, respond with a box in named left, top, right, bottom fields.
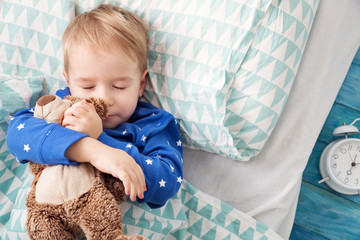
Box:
left=26, top=95, right=147, bottom=240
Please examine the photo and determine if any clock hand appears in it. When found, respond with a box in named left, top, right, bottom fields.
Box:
left=348, top=149, right=356, bottom=166
left=348, top=150, right=354, bottom=162
left=347, top=163, right=357, bottom=175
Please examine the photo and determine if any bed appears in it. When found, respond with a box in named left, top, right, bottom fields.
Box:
left=1, top=0, right=359, bottom=239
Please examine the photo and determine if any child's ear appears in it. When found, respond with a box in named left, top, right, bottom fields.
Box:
left=139, top=69, right=148, bottom=97
left=63, top=70, right=70, bottom=86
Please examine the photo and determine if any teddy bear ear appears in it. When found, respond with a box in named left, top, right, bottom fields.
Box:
left=34, top=95, right=71, bottom=123
left=37, top=95, right=56, bottom=107
left=87, top=98, right=109, bottom=119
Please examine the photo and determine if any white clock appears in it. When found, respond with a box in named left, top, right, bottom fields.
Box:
left=319, top=122, right=360, bottom=195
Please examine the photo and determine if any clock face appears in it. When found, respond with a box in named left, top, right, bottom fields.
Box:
left=328, top=139, right=360, bottom=189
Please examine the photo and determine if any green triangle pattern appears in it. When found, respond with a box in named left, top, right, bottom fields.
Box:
left=119, top=180, right=282, bottom=239
left=0, top=1, right=72, bottom=93
left=0, top=0, right=319, bottom=161
left=1, top=145, right=282, bottom=240
left=0, top=74, right=46, bottom=239
left=224, top=0, right=319, bottom=160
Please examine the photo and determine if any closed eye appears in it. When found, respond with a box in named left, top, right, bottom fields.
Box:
left=83, top=86, right=94, bottom=90
left=113, top=86, right=125, bottom=90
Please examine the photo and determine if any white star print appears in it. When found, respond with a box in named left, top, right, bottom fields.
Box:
left=17, top=123, right=25, bottom=130
left=146, top=159, right=153, bottom=165
left=176, top=140, right=182, bottom=147
left=30, top=108, right=35, bottom=113
left=159, top=179, right=166, bottom=187
left=170, top=165, right=174, bottom=172
left=126, top=144, right=132, bottom=149
left=24, top=144, right=30, bottom=152
left=177, top=176, right=183, bottom=184
left=122, top=130, right=127, bottom=135
left=156, top=154, right=162, bottom=159
left=141, top=135, right=147, bottom=142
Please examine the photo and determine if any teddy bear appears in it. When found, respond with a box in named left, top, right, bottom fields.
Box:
left=25, top=94, right=147, bottom=240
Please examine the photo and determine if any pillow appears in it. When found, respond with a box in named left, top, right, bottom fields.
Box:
left=0, top=74, right=45, bottom=239
left=0, top=0, right=319, bottom=161
left=0, top=74, right=45, bottom=119
left=0, top=1, right=71, bottom=93
left=119, top=0, right=319, bottom=160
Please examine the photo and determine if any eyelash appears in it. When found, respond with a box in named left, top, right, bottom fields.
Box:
left=113, top=86, right=125, bottom=90
left=82, top=86, right=124, bottom=90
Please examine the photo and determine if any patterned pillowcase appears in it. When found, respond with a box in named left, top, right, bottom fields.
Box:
left=0, top=74, right=45, bottom=119
left=0, top=0, right=319, bottom=160
left=0, top=74, right=45, bottom=238
left=120, top=0, right=320, bottom=160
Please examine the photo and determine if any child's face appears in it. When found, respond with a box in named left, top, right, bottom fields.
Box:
left=63, top=45, right=147, bottom=129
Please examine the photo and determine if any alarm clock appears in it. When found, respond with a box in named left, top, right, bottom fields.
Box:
left=318, top=122, right=360, bottom=195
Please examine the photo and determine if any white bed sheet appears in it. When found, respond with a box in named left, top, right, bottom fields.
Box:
left=183, top=0, right=360, bottom=239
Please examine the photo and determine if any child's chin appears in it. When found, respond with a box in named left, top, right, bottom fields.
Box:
left=103, top=118, right=122, bottom=129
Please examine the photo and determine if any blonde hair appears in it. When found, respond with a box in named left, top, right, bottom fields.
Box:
left=62, top=4, right=148, bottom=72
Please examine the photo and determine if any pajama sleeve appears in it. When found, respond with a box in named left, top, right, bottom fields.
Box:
left=97, top=111, right=183, bottom=208
left=6, top=108, right=88, bottom=165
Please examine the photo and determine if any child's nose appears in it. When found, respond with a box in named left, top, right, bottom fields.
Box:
left=98, top=89, right=114, bottom=107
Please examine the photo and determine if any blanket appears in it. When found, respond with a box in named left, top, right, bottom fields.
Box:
left=0, top=150, right=281, bottom=239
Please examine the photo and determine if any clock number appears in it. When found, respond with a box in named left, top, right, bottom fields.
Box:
left=339, top=146, right=347, bottom=154
left=348, top=145, right=353, bottom=151
left=357, top=146, right=360, bottom=152
left=333, top=154, right=338, bottom=160
left=355, top=179, right=359, bottom=185
left=332, top=163, right=337, bottom=168
left=345, top=178, right=349, bottom=183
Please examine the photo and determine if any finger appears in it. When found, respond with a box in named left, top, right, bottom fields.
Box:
left=129, top=185, right=137, bottom=202
left=128, top=164, right=145, bottom=199
left=125, top=170, right=139, bottom=201
left=136, top=165, right=146, bottom=193
left=136, top=173, right=146, bottom=199
left=137, top=188, right=144, bottom=199
left=65, top=101, right=93, bottom=117
left=61, top=115, right=80, bottom=127
left=117, top=170, right=132, bottom=197
left=63, top=105, right=86, bottom=119
left=63, top=124, right=78, bottom=132
left=129, top=169, right=144, bottom=201
left=78, top=100, right=97, bottom=113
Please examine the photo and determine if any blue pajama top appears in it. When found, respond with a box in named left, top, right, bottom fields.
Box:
left=6, top=87, right=183, bottom=208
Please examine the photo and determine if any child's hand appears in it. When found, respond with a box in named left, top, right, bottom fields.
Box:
left=91, top=145, right=147, bottom=201
left=65, top=138, right=147, bottom=201
left=62, top=100, right=103, bottom=139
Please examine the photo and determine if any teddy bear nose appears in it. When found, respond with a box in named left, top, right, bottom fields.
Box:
left=37, top=95, right=56, bottom=107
